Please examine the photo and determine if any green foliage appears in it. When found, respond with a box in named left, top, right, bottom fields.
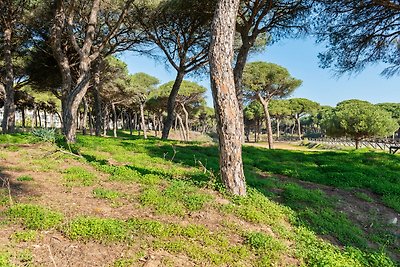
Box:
left=323, top=100, right=398, bottom=143
left=31, top=128, right=57, bottom=143
left=10, top=230, right=38, bottom=243
left=92, top=188, right=121, bottom=201
left=7, top=204, right=63, bottom=230
left=140, top=181, right=213, bottom=216
left=243, top=61, right=302, bottom=100
left=63, top=166, right=97, bottom=186
left=16, top=175, right=34, bottom=182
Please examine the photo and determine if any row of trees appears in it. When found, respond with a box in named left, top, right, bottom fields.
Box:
left=1, top=0, right=398, bottom=196
left=244, top=97, right=400, bottom=149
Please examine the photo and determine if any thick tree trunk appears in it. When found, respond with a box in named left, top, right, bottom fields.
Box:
left=162, top=70, right=185, bottom=139
left=140, top=102, right=147, bottom=139
left=2, top=27, right=15, bottom=133
left=258, top=95, right=273, bottom=149
left=209, top=0, right=246, bottom=196
left=93, top=85, right=102, bottom=136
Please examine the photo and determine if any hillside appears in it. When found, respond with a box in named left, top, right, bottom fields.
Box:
left=0, top=133, right=398, bottom=266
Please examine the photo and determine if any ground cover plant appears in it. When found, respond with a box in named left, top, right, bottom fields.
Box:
left=0, top=132, right=398, bottom=266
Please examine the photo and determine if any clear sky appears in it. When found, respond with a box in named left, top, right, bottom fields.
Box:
left=121, top=37, right=399, bottom=108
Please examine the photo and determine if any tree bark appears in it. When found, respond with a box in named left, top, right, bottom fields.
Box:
left=92, top=61, right=102, bottom=136
left=296, top=114, right=302, bottom=140
left=162, top=70, right=185, bottom=139
left=21, top=109, right=26, bottom=128
left=82, top=96, right=89, bottom=135
left=140, top=102, right=147, bottom=139
left=180, top=103, right=190, bottom=141
left=111, top=102, right=117, bottom=138
left=2, top=27, right=15, bottom=133
left=31, top=104, right=37, bottom=130
left=257, top=94, right=273, bottom=149
left=103, top=105, right=109, bottom=136
left=209, top=0, right=246, bottom=196
left=276, top=119, right=281, bottom=140
left=176, top=113, right=187, bottom=141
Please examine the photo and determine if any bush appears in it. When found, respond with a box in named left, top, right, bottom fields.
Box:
left=31, top=128, right=57, bottom=143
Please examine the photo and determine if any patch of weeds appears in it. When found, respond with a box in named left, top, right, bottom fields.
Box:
left=93, top=188, right=121, bottom=201
left=64, top=217, right=128, bottom=242
left=10, top=230, right=38, bottom=242
left=0, top=189, right=9, bottom=206
left=244, top=232, right=286, bottom=265
left=6, top=204, right=63, bottom=230
left=139, top=181, right=213, bottom=216
left=63, top=166, right=97, bottom=186
left=354, top=191, right=374, bottom=203
left=5, top=145, right=20, bottom=152
left=17, top=249, right=33, bottom=264
left=113, top=252, right=145, bottom=267
left=382, top=194, right=400, bottom=213
left=0, top=251, right=13, bottom=267
left=222, top=188, right=292, bottom=230
left=16, top=175, right=34, bottom=182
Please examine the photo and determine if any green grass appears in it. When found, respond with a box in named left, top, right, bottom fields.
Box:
left=16, top=175, right=34, bottom=182
left=10, top=230, right=38, bottom=243
left=63, top=166, right=97, bottom=186
left=6, top=204, right=64, bottom=230
left=1, top=132, right=399, bottom=266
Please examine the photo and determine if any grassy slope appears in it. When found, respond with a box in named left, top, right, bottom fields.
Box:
left=0, top=132, right=398, bottom=266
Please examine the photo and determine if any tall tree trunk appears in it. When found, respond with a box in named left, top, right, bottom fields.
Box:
left=111, top=102, right=117, bottom=138
left=161, top=70, right=185, bottom=139
left=88, top=108, right=94, bottom=135
left=103, top=105, right=109, bottom=136
left=258, top=95, right=273, bottom=149
left=2, top=27, right=15, bottom=133
left=44, top=110, right=48, bottom=128
left=21, top=109, right=26, bottom=128
left=82, top=96, right=88, bottom=135
left=153, top=114, right=157, bottom=136
left=140, top=102, right=147, bottom=139
left=176, top=113, right=186, bottom=141
left=31, top=104, right=37, bottom=130
left=209, top=0, right=246, bottom=196
left=93, top=81, right=102, bottom=136
left=180, top=103, right=190, bottom=141
left=296, top=114, right=302, bottom=140
left=38, top=110, right=42, bottom=127
left=276, top=119, right=281, bottom=140
left=233, top=41, right=253, bottom=141
left=128, top=113, right=133, bottom=135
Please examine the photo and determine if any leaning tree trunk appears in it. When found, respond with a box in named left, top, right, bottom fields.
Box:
left=2, top=26, right=15, bottom=133
left=209, top=0, right=246, bottom=196
left=161, top=70, right=185, bottom=139
left=140, top=102, right=147, bottom=139
left=258, top=95, right=273, bottom=149
left=180, top=103, right=190, bottom=141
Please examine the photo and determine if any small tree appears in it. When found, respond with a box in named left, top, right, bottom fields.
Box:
left=269, top=99, right=291, bottom=139
left=323, top=100, right=398, bottom=149
left=288, top=98, right=319, bottom=140
left=158, top=80, right=206, bottom=141
left=243, top=62, right=301, bottom=148
left=127, top=73, right=159, bottom=139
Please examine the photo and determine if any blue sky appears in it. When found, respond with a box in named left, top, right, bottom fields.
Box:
left=121, top=38, right=399, bottom=107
